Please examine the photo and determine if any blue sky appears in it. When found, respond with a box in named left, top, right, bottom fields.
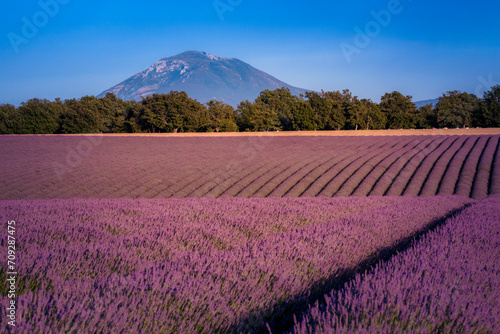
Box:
left=0, top=0, right=499, bottom=105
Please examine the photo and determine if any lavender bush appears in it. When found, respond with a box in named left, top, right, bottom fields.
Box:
left=403, top=136, right=457, bottom=196
left=455, top=136, right=489, bottom=197
left=437, top=136, right=479, bottom=195
left=301, top=140, right=395, bottom=197
left=369, top=137, right=436, bottom=196
left=471, top=136, right=499, bottom=199
left=347, top=138, right=436, bottom=197
left=419, top=136, right=469, bottom=196
left=351, top=138, right=426, bottom=196
left=0, top=196, right=472, bottom=333
left=319, top=141, right=410, bottom=197
left=385, top=137, right=448, bottom=196
left=488, top=136, right=500, bottom=195
left=291, top=196, right=500, bottom=334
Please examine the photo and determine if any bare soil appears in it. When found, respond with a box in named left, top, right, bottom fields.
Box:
left=16, top=128, right=500, bottom=137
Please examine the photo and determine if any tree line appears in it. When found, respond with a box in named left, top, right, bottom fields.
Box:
left=1, top=86, right=499, bottom=134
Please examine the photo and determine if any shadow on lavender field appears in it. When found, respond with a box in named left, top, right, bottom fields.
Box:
left=246, top=202, right=474, bottom=333
left=0, top=196, right=474, bottom=333
left=289, top=195, right=500, bottom=333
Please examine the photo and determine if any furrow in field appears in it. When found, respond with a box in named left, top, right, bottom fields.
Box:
left=149, top=165, right=217, bottom=198
left=208, top=147, right=325, bottom=198
left=164, top=162, right=230, bottom=198
left=437, top=136, right=479, bottom=196
left=235, top=150, right=319, bottom=197
left=352, top=138, right=429, bottom=197
left=191, top=156, right=273, bottom=198
left=219, top=154, right=294, bottom=197
left=62, top=165, right=147, bottom=198
left=39, top=151, right=145, bottom=198
left=386, top=136, right=448, bottom=196
left=284, top=154, right=352, bottom=198
left=489, top=136, right=500, bottom=195
left=336, top=137, right=418, bottom=197
left=471, top=135, right=499, bottom=199
left=300, top=141, right=388, bottom=197
left=403, top=136, right=459, bottom=196
left=268, top=155, right=338, bottom=197
left=419, top=136, right=468, bottom=196
left=334, top=137, right=418, bottom=197
left=96, top=160, right=195, bottom=199
left=288, top=142, right=371, bottom=198
left=252, top=155, right=323, bottom=197
left=368, top=137, right=436, bottom=196
left=182, top=139, right=298, bottom=198
left=455, top=136, right=489, bottom=198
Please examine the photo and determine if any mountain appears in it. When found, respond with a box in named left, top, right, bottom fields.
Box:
left=415, top=99, right=439, bottom=108
left=98, top=51, right=311, bottom=107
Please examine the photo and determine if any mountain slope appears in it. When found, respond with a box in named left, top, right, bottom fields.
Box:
left=415, top=99, right=439, bottom=108
left=98, top=51, right=310, bottom=107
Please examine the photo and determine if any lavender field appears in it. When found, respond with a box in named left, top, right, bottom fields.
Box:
left=0, top=196, right=475, bottom=333
left=1, top=133, right=499, bottom=333
left=291, top=195, right=500, bottom=334
left=0, top=134, right=499, bottom=200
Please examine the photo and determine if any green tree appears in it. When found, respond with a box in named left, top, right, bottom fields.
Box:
left=58, top=94, right=135, bottom=134
left=341, top=89, right=385, bottom=130
left=480, top=85, right=500, bottom=127
left=256, top=88, right=299, bottom=131
left=290, top=100, right=316, bottom=130
left=435, top=91, right=479, bottom=128
left=360, top=99, right=386, bottom=130
left=129, top=92, right=206, bottom=133
left=59, top=98, right=100, bottom=133
left=236, top=100, right=281, bottom=131
left=205, top=100, right=238, bottom=132
left=345, top=96, right=364, bottom=130
left=345, top=97, right=385, bottom=130
left=379, top=91, right=417, bottom=129
left=98, top=93, right=137, bottom=133
left=235, top=100, right=254, bottom=131
left=415, top=104, right=438, bottom=129
left=0, top=104, right=19, bottom=134
left=17, top=98, right=64, bottom=134
left=306, top=91, right=345, bottom=130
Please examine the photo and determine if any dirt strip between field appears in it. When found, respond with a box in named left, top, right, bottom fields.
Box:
left=3, top=128, right=500, bottom=137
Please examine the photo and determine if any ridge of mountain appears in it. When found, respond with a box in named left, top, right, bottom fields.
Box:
left=98, top=51, right=310, bottom=107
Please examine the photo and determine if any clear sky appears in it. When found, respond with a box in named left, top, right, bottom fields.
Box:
left=0, top=0, right=499, bottom=105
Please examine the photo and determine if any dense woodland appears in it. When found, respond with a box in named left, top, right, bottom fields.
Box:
left=0, top=86, right=499, bottom=134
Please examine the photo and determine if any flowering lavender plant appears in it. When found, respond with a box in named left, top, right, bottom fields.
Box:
left=0, top=196, right=471, bottom=332
left=291, top=196, right=500, bottom=333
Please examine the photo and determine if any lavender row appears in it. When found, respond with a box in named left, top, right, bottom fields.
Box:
left=351, top=138, right=428, bottom=196
left=403, top=136, right=458, bottom=196
left=291, top=195, right=500, bottom=334
left=455, top=136, right=489, bottom=197
left=437, top=136, right=478, bottom=195
left=335, top=137, right=424, bottom=197
left=368, top=137, right=437, bottom=196
left=320, top=138, right=408, bottom=197
left=301, top=140, right=394, bottom=197
left=385, top=137, right=446, bottom=196
left=419, top=136, right=468, bottom=196
left=2, top=135, right=499, bottom=200
left=0, top=196, right=471, bottom=333
left=471, top=136, right=499, bottom=199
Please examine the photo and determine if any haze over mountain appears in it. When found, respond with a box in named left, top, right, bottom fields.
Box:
left=98, top=51, right=310, bottom=107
